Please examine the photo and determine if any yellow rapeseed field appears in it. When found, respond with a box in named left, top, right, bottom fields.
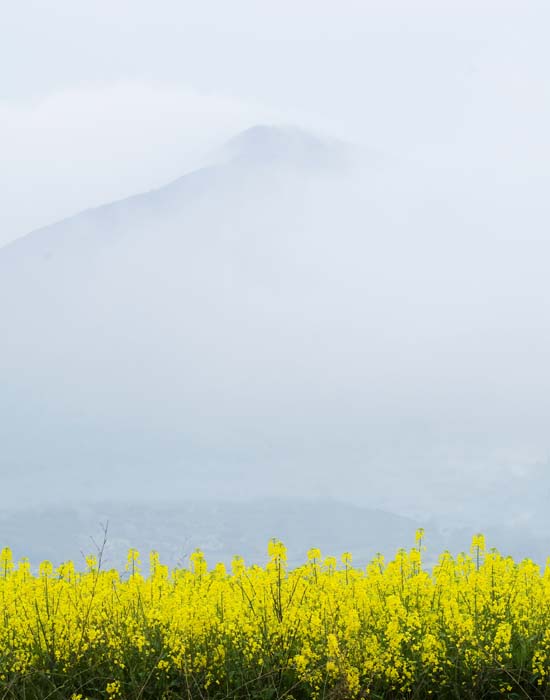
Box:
left=1, top=532, right=550, bottom=699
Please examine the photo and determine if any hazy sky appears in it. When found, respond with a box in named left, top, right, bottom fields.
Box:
left=2, top=1, right=550, bottom=247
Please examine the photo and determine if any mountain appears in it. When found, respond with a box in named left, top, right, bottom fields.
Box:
left=1, top=124, right=550, bottom=547
left=0, top=499, right=426, bottom=569
left=2, top=498, right=548, bottom=570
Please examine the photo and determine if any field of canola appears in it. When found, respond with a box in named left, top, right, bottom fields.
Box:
left=1, top=532, right=550, bottom=699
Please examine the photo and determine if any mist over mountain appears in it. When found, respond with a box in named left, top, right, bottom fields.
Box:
left=1, top=124, right=550, bottom=551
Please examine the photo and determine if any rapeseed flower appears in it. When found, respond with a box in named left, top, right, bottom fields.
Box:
left=0, top=535, right=548, bottom=698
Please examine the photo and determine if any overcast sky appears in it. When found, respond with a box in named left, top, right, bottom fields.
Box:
left=1, top=0, right=549, bottom=248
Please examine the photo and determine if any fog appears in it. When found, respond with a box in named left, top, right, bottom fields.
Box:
left=1, top=3, right=550, bottom=564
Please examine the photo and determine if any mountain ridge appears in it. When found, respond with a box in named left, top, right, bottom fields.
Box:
left=0, top=124, right=352, bottom=258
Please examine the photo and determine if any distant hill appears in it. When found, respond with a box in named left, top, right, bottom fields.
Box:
left=0, top=498, right=455, bottom=569
left=2, top=499, right=548, bottom=570
left=0, top=499, right=426, bottom=569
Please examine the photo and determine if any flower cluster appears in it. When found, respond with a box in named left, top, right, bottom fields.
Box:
left=0, top=535, right=549, bottom=698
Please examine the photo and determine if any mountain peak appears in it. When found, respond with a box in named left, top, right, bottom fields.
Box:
left=218, top=124, right=351, bottom=170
